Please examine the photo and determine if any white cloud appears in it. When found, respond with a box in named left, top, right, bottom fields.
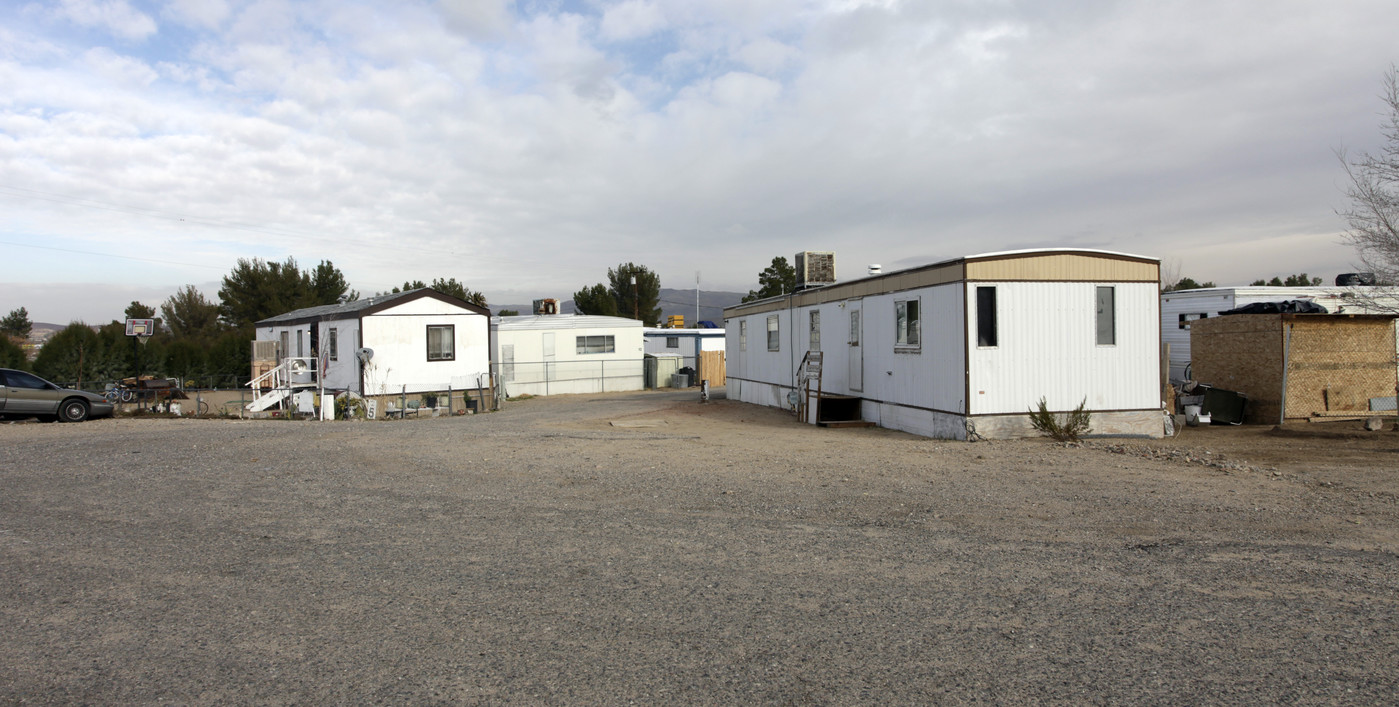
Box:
left=82, top=47, right=158, bottom=87
left=161, top=0, right=231, bottom=30
left=733, top=37, right=799, bottom=76
left=599, top=0, right=667, bottom=42
left=437, top=0, right=515, bottom=40
left=5, top=0, right=1399, bottom=326
left=54, top=0, right=157, bottom=41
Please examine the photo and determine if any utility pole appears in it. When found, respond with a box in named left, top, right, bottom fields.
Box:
left=695, top=271, right=700, bottom=327
left=632, top=274, right=638, bottom=322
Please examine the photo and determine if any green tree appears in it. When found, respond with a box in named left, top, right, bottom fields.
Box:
left=310, top=260, right=358, bottom=304
left=390, top=278, right=486, bottom=307
left=32, top=322, right=126, bottom=386
left=0, top=335, right=27, bottom=369
left=741, top=256, right=798, bottom=302
left=572, top=283, right=619, bottom=317
left=161, top=286, right=224, bottom=342
left=497, top=309, right=520, bottom=317
left=1252, top=274, right=1322, bottom=286
left=125, top=301, right=157, bottom=320
left=217, top=257, right=352, bottom=328
left=206, top=329, right=253, bottom=387
left=1339, top=66, right=1399, bottom=284
left=607, top=263, right=662, bottom=325
left=390, top=280, right=430, bottom=293
left=2, top=306, right=32, bottom=340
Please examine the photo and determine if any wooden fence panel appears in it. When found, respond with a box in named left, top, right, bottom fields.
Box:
left=698, top=350, right=726, bottom=386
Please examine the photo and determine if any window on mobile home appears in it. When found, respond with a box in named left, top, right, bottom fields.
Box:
left=328, top=327, right=338, bottom=361
left=1096, top=286, right=1116, bottom=345
left=767, top=315, right=780, bottom=351
left=666, top=336, right=679, bottom=348
left=1178, top=312, right=1208, bottom=329
left=739, top=320, right=747, bottom=351
left=809, top=310, right=821, bottom=351
left=895, top=298, right=920, bottom=350
left=576, top=335, right=616, bottom=354
left=976, top=287, right=997, bottom=347
left=427, top=325, right=455, bottom=361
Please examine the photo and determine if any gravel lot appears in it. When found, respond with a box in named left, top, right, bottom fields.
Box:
left=2, top=389, right=1397, bottom=704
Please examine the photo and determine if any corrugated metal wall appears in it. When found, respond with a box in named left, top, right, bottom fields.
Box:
left=967, top=281, right=1160, bottom=415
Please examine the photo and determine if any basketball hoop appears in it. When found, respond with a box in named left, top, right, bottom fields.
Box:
left=125, top=318, right=156, bottom=345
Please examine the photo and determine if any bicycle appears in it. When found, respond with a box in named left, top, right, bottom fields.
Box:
left=104, top=386, right=137, bottom=404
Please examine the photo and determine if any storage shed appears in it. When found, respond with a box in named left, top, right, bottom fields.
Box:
left=724, top=249, right=1164, bottom=440
left=1190, top=314, right=1399, bottom=423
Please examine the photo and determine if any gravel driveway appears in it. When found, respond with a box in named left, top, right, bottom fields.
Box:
left=2, top=389, right=1396, bottom=704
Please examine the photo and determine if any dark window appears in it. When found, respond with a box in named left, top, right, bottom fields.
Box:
left=1178, top=312, right=1208, bottom=329
left=576, top=335, right=615, bottom=354
left=976, top=287, right=998, bottom=347
left=1096, top=286, right=1116, bottom=346
left=666, top=336, right=679, bottom=348
left=5, top=370, right=50, bottom=389
left=427, top=325, right=455, bottom=361
left=328, top=328, right=339, bottom=361
left=767, top=315, right=780, bottom=351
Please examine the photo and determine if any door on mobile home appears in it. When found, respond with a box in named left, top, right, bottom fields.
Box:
left=848, top=301, right=863, bottom=391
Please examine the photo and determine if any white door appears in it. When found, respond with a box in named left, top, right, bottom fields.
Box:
left=848, top=302, right=863, bottom=392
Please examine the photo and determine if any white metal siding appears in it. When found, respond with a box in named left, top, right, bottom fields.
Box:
left=496, top=323, right=643, bottom=396
left=361, top=310, right=490, bottom=395
left=968, top=282, right=1159, bottom=415
left=852, top=284, right=965, bottom=413
left=1160, top=290, right=1235, bottom=380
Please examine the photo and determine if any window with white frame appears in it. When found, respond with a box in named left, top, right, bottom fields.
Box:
left=739, top=320, right=747, bottom=351
left=895, top=298, right=920, bottom=350
left=767, top=315, right=780, bottom=351
left=809, top=310, right=821, bottom=351
left=328, top=327, right=338, bottom=361
left=1096, top=286, right=1116, bottom=346
left=576, top=335, right=616, bottom=354
left=427, top=325, right=455, bottom=361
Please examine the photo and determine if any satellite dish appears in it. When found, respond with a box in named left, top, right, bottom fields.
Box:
left=356, top=347, right=374, bottom=363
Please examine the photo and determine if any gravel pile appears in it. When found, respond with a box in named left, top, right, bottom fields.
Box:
left=2, top=390, right=1396, bottom=703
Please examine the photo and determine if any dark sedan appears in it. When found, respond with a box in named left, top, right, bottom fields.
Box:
left=0, top=368, right=115, bottom=422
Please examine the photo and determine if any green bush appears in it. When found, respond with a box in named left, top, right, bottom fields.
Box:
left=1028, top=397, right=1092, bottom=442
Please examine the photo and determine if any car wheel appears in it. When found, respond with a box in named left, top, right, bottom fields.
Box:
left=59, top=399, right=90, bottom=423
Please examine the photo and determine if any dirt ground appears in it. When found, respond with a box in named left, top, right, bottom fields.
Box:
left=1, top=389, right=1396, bottom=704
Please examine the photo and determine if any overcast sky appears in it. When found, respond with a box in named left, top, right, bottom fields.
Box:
left=2, top=0, right=1396, bottom=324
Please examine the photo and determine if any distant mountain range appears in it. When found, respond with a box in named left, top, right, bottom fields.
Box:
left=494, top=288, right=746, bottom=325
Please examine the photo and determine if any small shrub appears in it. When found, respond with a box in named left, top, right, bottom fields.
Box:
left=1029, top=397, right=1092, bottom=442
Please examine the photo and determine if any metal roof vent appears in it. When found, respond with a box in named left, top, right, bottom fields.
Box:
left=868, top=264, right=882, bottom=276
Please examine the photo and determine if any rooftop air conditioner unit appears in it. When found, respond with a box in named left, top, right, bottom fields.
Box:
left=795, top=251, right=835, bottom=289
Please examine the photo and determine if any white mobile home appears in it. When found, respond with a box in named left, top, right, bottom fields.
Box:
left=1161, top=286, right=1399, bottom=381
left=643, top=328, right=726, bottom=360
left=494, top=315, right=644, bottom=396
left=724, top=249, right=1164, bottom=440
left=254, top=288, right=492, bottom=401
